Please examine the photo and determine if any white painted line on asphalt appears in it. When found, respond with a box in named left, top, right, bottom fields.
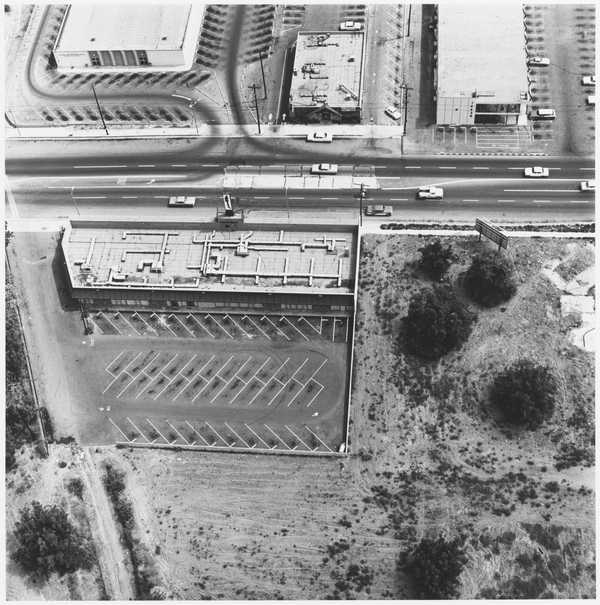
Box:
left=72, top=196, right=107, bottom=199
left=438, top=166, right=457, bottom=169
left=498, top=199, right=516, bottom=203
left=121, top=196, right=138, bottom=199
left=533, top=200, right=553, bottom=203
left=138, top=164, right=155, bottom=168
left=503, top=189, right=577, bottom=192
left=321, top=197, right=338, bottom=200
left=579, top=167, right=595, bottom=171
left=153, top=195, right=169, bottom=199
left=303, top=425, right=333, bottom=452
left=170, top=164, right=187, bottom=167
left=462, top=199, right=479, bottom=202
left=73, top=164, right=127, bottom=168
left=244, top=424, right=271, bottom=448
left=288, top=196, right=305, bottom=200
left=184, top=420, right=210, bottom=445
left=254, top=196, right=271, bottom=199
left=472, top=167, right=490, bottom=170
left=201, top=164, right=222, bottom=167
left=404, top=166, right=421, bottom=169
left=569, top=200, right=590, bottom=204
left=108, top=417, right=130, bottom=441
left=507, top=167, right=525, bottom=170
left=389, top=198, right=408, bottom=201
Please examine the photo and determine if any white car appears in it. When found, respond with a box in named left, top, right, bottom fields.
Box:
left=417, top=186, right=444, bottom=200
left=586, top=95, right=595, bottom=105
left=306, top=132, right=333, bottom=143
left=581, top=75, right=596, bottom=86
left=311, top=163, right=338, bottom=175
left=524, top=166, right=550, bottom=178
left=528, top=56, right=550, bottom=67
left=534, top=108, right=556, bottom=120
left=580, top=180, right=595, bottom=191
left=168, top=195, right=196, bottom=207
left=365, top=205, right=392, bottom=216
left=384, top=106, right=402, bottom=121
left=339, top=20, right=363, bottom=31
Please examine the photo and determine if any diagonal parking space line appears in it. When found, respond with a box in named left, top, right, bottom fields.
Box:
left=332, top=318, right=338, bottom=342
left=205, top=421, right=230, bottom=445
left=105, top=350, right=125, bottom=376
left=298, top=316, right=321, bottom=335
left=206, top=313, right=233, bottom=338
left=184, top=420, right=210, bottom=445
left=99, top=311, right=123, bottom=335
left=131, top=311, right=158, bottom=335
left=281, top=316, right=310, bottom=341
left=244, top=423, right=272, bottom=448
left=232, top=356, right=271, bottom=404
left=264, top=424, right=292, bottom=449
left=116, top=352, right=160, bottom=398
left=186, top=313, right=215, bottom=338
left=119, top=313, right=142, bottom=336
left=242, top=315, right=271, bottom=340
left=165, top=420, right=190, bottom=445
left=224, top=314, right=251, bottom=337
left=193, top=355, right=234, bottom=401
left=284, top=425, right=312, bottom=450
left=224, top=422, right=251, bottom=447
left=242, top=314, right=271, bottom=340
left=175, top=355, right=214, bottom=401
left=261, top=315, right=291, bottom=340
left=138, top=353, right=178, bottom=400
left=211, top=356, right=252, bottom=403
left=89, top=317, right=104, bottom=335
left=146, top=418, right=170, bottom=443
left=103, top=351, right=143, bottom=394
left=169, top=313, right=196, bottom=337
left=303, top=425, right=333, bottom=452
left=306, top=383, right=325, bottom=408
left=150, top=312, right=177, bottom=336
left=108, top=417, right=131, bottom=441
left=247, top=357, right=290, bottom=406
left=126, top=416, right=150, bottom=442
left=264, top=357, right=308, bottom=407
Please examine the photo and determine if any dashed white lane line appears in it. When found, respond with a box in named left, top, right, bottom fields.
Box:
left=254, top=196, right=271, bottom=199
left=404, top=166, right=421, bottom=169
left=73, top=164, right=127, bottom=168
left=462, top=199, right=480, bottom=202
left=170, top=164, right=187, bottom=167
left=503, top=189, right=578, bottom=192
left=438, top=166, right=457, bottom=169
left=72, top=195, right=107, bottom=199
left=288, top=196, right=305, bottom=200
left=569, top=200, right=590, bottom=204
left=579, top=167, right=595, bottom=171
left=138, top=164, right=155, bottom=168
left=153, top=195, right=169, bottom=198
left=121, top=196, right=138, bottom=199
left=472, top=166, right=490, bottom=170
left=321, top=197, right=338, bottom=200
left=389, top=198, right=408, bottom=201
left=498, top=199, right=516, bottom=203
left=533, top=200, right=553, bottom=203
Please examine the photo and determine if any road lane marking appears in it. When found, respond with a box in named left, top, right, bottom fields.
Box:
left=462, top=199, right=479, bottom=202
left=533, top=200, right=553, bottom=203
left=579, top=167, right=595, bottom=171
left=503, top=189, right=577, bottom=192
left=72, top=196, right=107, bottom=199
left=254, top=196, right=271, bottom=199
left=153, top=195, right=169, bottom=198
left=73, top=164, right=127, bottom=168
left=569, top=200, right=590, bottom=203
left=438, top=166, right=457, bottom=169
left=121, top=196, right=138, bottom=199
left=389, top=198, right=408, bottom=201
left=321, top=197, right=338, bottom=200
left=472, top=167, right=489, bottom=170
left=498, top=199, right=515, bottom=203
left=288, top=196, right=305, bottom=199
left=138, top=164, right=155, bottom=168
left=170, top=164, right=187, bottom=167
left=405, top=166, right=421, bottom=169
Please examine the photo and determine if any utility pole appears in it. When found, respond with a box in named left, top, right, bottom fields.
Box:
left=259, top=51, right=267, bottom=100
left=358, top=183, right=366, bottom=228
left=91, top=83, right=109, bottom=136
left=249, top=84, right=261, bottom=134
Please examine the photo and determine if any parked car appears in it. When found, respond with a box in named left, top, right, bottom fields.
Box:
left=528, top=56, right=550, bottom=66
left=581, top=75, right=596, bottom=86
left=339, top=20, right=363, bottom=31
left=417, top=186, right=444, bottom=200
left=534, top=108, right=556, bottom=120
left=580, top=180, right=595, bottom=191
left=365, top=205, right=392, bottom=216
left=524, top=166, right=550, bottom=178
left=311, top=163, right=338, bottom=175
left=306, top=132, right=333, bottom=143
left=384, top=106, right=402, bottom=120
left=168, top=195, right=196, bottom=207
left=586, top=95, right=595, bottom=105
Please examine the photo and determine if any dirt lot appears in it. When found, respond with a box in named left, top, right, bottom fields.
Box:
left=89, top=234, right=595, bottom=599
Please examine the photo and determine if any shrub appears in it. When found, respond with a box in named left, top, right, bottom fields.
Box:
left=417, top=239, right=454, bottom=280
left=490, top=360, right=557, bottom=429
left=402, top=285, right=474, bottom=360
left=404, top=536, right=467, bottom=599
left=66, top=477, right=85, bottom=499
left=11, top=501, right=93, bottom=580
left=464, top=250, right=517, bottom=307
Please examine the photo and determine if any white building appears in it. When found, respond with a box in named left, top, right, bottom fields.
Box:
left=52, top=4, right=204, bottom=72
left=436, top=5, right=528, bottom=125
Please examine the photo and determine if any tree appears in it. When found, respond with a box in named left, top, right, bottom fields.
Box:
left=11, top=501, right=93, bottom=579
left=402, top=285, right=474, bottom=360
left=405, top=536, right=467, bottom=599
left=490, top=359, right=557, bottom=429
left=464, top=250, right=517, bottom=307
left=418, top=239, right=454, bottom=280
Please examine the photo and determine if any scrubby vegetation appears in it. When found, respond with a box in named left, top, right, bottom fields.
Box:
left=464, top=250, right=517, bottom=307
left=404, top=536, right=467, bottom=598
left=11, top=501, right=94, bottom=580
left=402, top=285, right=474, bottom=360
left=490, top=360, right=557, bottom=429
left=417, top=239, right=454, bottom=281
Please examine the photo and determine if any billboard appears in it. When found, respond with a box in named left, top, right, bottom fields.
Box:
left=475, top=218, right=509, bottom=250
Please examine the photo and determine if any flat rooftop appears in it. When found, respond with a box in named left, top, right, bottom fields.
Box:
left=65, top=225, right=356, bottom=294
left=290, top=31, right=365, bottom=110
left=437, top=4, right=528, bottom=102
left=54, top=4, right=196, bottom=52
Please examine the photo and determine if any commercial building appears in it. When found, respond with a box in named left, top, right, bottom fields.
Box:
left=435, top=4, right=528, bottom=125
left=288, top=31, right=366, bottom=123
left=61, top=220, right=359, bottom=315
left=52, top=4, right=204, bottom=72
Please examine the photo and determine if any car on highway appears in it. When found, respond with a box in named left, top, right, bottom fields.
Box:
left=528, top=56, right=550, bottom=66
left=534, top=108, right=556, bottom=120
left=306, top=132, right=333, bottom=143
left=311, top=163, right=338, bottom=175
left=339, top=20, right=363, bottom=31
left=417, top=186, right=444, bottom=200
left=524, top=166, right=550, bottom=178
left=581, top=75, right=596, bottom=86
left=580, top=180, right=595, bottom=191
left=586, top=95, right=595, bottom=105
left=384, top=106, right=402, bottom=121
left=168, top=195, right=196, bottom=207
left=365, top=204, right=392, bottom=216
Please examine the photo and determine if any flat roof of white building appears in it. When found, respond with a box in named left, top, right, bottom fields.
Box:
left=55, top=4, right=197, bottom=52
left=437, top=4, right=528, bottom=102
left=290, top=31, right=365, bottom=110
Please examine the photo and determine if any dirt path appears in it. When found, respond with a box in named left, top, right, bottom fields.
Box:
left=80, top=448, right=135, bottom=600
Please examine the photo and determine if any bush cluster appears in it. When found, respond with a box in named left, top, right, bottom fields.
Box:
left=464, top=251, right=517, bottom=307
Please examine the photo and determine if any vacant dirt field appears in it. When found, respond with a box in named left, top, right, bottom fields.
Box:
left=99, top=234, right=595, bottom=599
